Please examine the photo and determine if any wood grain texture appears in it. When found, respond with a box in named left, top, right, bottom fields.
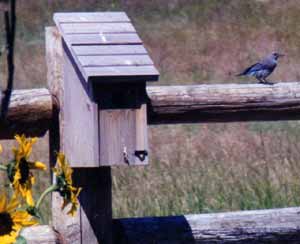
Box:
left=114, top=207, right=300, bottom=243
left=0, top=88, right=52, bottom=139
left=53, top=12, right=159, bottom=83
left=95, top=83, right=149, bottom=166
left=147, top=82, right=300, bottom=124
left=64, top=33, right=142, bottom=45
left=99, top=109, right=135, bottom=165
left=73, top=45, right=147, bottom=56
left=86, top=66, right=159, bottom=83
left=46, top=26, right=82, bottom=244
left=78, top=55, right=153, bottom=67
left=99, top=107, right=148, bottom=165
left=60, top=22, right=135, bottom=34
left=22, top=225, right=61, bottom=244
left=47, top=26, right=113, bottom=244
left=46, top=27, right=64, bottom=108
left=54, top=12, right=130, bottom=23
left=3, top=82, right=300, bottom=139
left=63, top=41, right=99, bottom=167
left=135, top=104, right=148, bottom=163
left=0, top=2, right=9, bottom=11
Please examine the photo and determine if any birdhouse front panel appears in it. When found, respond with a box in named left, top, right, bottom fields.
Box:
left=54, top=12, right=159, bottom=167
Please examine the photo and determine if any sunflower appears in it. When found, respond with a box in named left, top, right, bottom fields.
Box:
left=0, top=193, right=37, bottom=244
left=7, top=135, right=47, bottom=206
left=53, top=153, right=81, bottom=216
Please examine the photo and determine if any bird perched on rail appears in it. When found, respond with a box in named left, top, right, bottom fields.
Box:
left=237, top=52, right=284, bottom=85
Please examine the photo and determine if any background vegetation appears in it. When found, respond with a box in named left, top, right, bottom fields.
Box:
left=1, top=0, right=300, bottom=222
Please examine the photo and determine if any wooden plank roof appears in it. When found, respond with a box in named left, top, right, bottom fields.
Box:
left=54, top=12, right=159, bottom=83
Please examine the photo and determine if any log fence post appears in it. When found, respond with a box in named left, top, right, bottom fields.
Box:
left=46, top=26, right=113, bottom=244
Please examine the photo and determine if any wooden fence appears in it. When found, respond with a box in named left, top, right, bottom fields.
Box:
left=6, top=81, right=300, bottom=138
left=2, top=13, right=300, bottom=243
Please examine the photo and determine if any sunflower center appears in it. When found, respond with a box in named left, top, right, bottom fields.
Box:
left=19, top=158, right=30, bottom=184
left=0, top=212, right=14, bottom=235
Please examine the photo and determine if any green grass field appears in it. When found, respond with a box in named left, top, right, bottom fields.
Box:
left=1, top=0, right=300, bottom=221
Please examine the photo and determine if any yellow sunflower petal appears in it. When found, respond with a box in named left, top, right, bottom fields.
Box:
left=14, top=134, right=24, bottom=144
left=54, top=152, right=82, bottom=216
left=23, top=145, right=32, bottom=158
left=12, top=211, right=38, bottom=226
left=14, top=135, right=38, bottom=160
left=65, top=172, right=73, bottom=185
left=25, top=190, right=35, bottom=206
left=31, top=137, right=38, bottom=144
left=0, top=193, right=36, bottom=244
left=0, top=193, right=6, bottom=212
left=29, top=174, right=35, bottom=186
left=67, top=202, right=78, bottom=216
left=57, top=153, right=65, bottom=168
left=76, top=187, right=82, bottom=197
left=6, top=195, right=19, bottom=213
left=0, top=229, right=19, bottom=244
left=52, top=167, right=58, bottom=175
left=61, top=199, right=69, bottom=211
left=56, top=153, right=73, bottom=185
left=28, top=161, right=47, bottom=170
left=12, top=169, right=22, bottom=185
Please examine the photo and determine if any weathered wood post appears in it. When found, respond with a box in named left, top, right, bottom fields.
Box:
left=0, top=0, right=9, bottom=11
left=47, top=12, right=159, bottom=244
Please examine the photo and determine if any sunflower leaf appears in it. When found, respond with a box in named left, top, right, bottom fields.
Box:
left=6, top=161, right=16, bottom=182
left=26, top=206, right=40, bottom=219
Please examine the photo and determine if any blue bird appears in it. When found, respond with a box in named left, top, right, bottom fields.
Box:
left=237, top=52, right=284, bottom=85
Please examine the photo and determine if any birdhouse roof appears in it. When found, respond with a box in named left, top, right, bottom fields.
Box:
left=54, top=12, right=159, bottom=83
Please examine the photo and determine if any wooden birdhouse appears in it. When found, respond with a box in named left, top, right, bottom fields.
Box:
left=54, top=12, right=159, bottom=167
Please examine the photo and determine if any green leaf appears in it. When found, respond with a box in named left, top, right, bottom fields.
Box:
left=6, top=160, right=16, bottom=182
left=26, top=206, right=40, bottom=219
left=15, top=235, right=27, bottom=244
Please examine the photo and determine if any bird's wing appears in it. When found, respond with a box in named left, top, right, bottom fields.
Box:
left=237, top=62, right=265, bottom=76
left=260, top=57, right=277, bottom=69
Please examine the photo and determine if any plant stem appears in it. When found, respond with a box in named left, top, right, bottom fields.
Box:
left=36, top=184, right=58, bottom=210
left=0, top=164, right=7, bottom=171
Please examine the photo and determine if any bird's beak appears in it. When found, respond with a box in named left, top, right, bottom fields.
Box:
left=278, top=53, right=285, bottom=57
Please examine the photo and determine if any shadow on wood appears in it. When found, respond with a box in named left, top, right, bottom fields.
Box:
left=73, top=167, right=113, bottom=244
left=114, top=215, right=196, bottom=244
left=113, top=207, right=300, bottom=243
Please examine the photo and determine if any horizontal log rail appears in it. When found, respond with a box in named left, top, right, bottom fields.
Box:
left=147, top=82, right=300, bottom=124
left=23, top=207, right=300, bottom=243
left=2, top=82, right=300, bottom=138
left=0, top=88, right=52, bottom=139
left=113, top=207, right=300, bottom=243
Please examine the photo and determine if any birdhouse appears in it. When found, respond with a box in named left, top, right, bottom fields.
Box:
left=54, top=12, right=159, bottom=167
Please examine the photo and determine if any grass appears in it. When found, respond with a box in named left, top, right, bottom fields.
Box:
left=112, top=124, right=300, bottom=217
left=1, top=0, right=300, bottom=221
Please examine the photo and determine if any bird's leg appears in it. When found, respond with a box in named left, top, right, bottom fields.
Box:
left=263, top=78, right=274, bottom=85
left=256, top=77, right=266, bottom=84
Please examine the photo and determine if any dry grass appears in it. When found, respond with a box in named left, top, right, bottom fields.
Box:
left=113, top=123, right=300, bottom=217
left=1, top=0, right=300, bottom=221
